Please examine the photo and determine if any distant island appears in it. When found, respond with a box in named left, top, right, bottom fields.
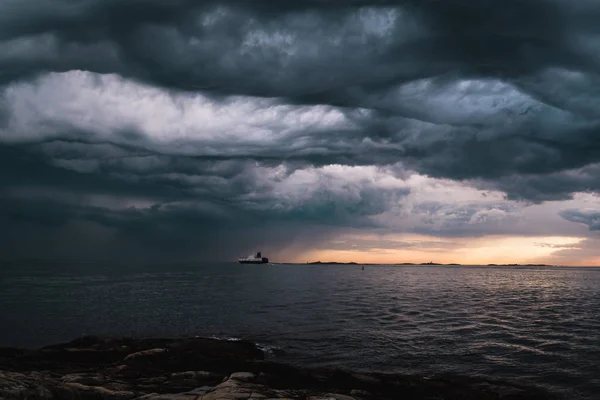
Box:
left=305, top=261, right=556, bottom=267
left=307, top=261, right=359, bottom=265
left=487, top=263, right=553, bottom=267
left=306, top=261, right=457, bottom=266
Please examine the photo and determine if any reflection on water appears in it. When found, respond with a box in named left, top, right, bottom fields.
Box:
left=1, top=263, right=599, bottom=399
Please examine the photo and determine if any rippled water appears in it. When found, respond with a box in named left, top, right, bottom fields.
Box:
left=1, top=263, right=599, bottom=399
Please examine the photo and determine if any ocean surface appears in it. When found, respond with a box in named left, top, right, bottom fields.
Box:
left=1, top=262, right=599, bottom=399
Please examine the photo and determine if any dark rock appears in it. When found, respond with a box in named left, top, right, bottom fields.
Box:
left=0, top=337, right=558, bottom=400
left=228, top=372, right=256, bottom=382
left=58, top=382, right=138, bottom=400
left=60, top=373, right=107, bottom=386
left=0, top=347, right=27, bottom=358
left=123, top=349, right=170, bottom=368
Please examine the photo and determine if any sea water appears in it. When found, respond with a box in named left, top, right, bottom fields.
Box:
left=1, top=262, right=599, bottom=399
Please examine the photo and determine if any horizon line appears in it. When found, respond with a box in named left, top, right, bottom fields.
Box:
left=236, top=261, right=600, bottom=268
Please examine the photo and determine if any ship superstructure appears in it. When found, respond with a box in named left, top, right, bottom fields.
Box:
left=238, top=252, right=269, bottom=264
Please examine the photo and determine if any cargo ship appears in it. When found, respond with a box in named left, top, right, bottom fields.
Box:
left=238, top=252, right=269, bottom=264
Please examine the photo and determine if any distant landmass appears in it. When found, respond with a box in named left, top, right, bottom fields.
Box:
left=307, top=261, right=359, bottom=265
left=486, top=263, right=553, bottom=267
left=306, top=261, right=452, bottom=266
left=305, top=261, right=555, bottom=267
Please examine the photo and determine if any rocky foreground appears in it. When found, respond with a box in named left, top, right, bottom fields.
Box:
left=0, top=336, right=556, bottom=400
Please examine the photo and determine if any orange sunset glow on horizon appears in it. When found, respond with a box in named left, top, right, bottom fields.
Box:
left=294, top=234, right=593, bottom=266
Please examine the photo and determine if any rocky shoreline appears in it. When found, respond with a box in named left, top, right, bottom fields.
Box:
left=0, top=336, right=557, bottom=400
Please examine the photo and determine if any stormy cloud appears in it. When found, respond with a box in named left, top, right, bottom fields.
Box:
left=1, top=0, right=600, bottom=262
left=560, top=209, right=600, bottom=231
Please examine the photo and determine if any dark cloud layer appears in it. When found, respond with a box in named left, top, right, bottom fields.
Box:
left=1, top=0, right=594, bottom=101
left=560, top=209, right=600, bottom=231
left=2, top=1, right=599, bottom=185
left=1, top=0, right=600, bottom=260
left=0, top=194, right=335, bottom=263
left=0, top=138, right=408, bottom=260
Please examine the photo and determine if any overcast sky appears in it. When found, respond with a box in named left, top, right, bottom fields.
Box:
left=2, top=0, right=600, bottom=265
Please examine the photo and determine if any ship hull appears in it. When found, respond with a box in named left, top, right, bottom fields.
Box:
left=238, top=258, right=269, bottom=264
